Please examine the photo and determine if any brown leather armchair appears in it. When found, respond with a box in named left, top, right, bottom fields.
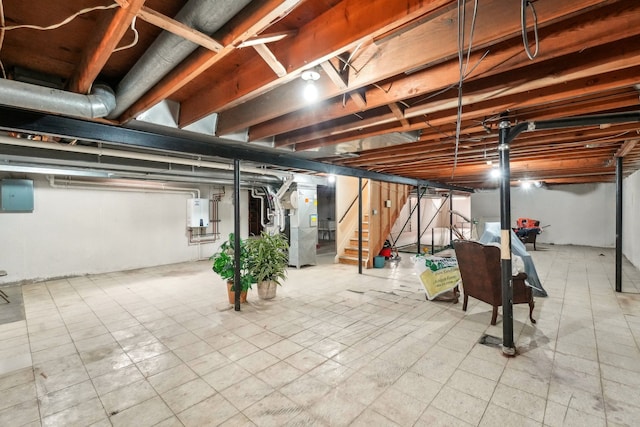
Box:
left=453, top=240, right=536, bottom=325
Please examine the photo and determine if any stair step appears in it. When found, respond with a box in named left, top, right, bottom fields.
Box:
left=338, top=255, right=369, bottom=266
left=349, top=237, right=369, bottom=244
left=344, top=247, right=369, bottom=256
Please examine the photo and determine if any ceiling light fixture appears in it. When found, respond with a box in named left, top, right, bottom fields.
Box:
left=301, top=70, right=320, bottom=102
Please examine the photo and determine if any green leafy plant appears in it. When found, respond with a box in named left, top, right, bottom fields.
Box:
left=246, top=231, right=289, bottom=285
left=210, top=233, right=253, bottom=292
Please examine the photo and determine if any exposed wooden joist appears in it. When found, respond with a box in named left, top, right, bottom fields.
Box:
left=293, top=90, right=640, bottom=152
left=67, top=0, right=147, bottom=94
left=283, top=53, right=640, bottom=149
left=248, top=0, right=640, bottom=141
left=616, top=138, right=639, bottom=157
left=319, top=61, right=366, bottom=110
left=183, top=0, right=454, bottom=128
left=136, top=6, right=223, bottom=53
left=214, top=0, right=611, bottom=136
left=388, top=103, right=410, bottom=128
left=118, top=0, right=305, bottom=123
left=252, top=43, right=287, bottom=77
left=238, top=30, right=298, bottom=48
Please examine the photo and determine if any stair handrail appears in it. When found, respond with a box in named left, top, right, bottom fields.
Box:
left=389, top=187, right=426, bottom=246
left=338, top=180, right=369, bottom=224
left=418, top=194, right=450, bottom=241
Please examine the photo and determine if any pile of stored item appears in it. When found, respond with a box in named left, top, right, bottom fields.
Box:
left=513, top=217, right=542, bottom=250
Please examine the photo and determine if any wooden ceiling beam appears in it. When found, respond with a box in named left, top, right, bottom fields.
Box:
left=217, top=0, right=617, bottom=137
left=185, top=0, right=454, bottom=128
left=118, top=0, right=304, bottom=123
left=136, top=6, right=223, bottom=53
left=238, top=30, right=298, bottom=47
left=248, top=1, right=640, bottom=141
left=344, top=124, right=640, bottom=166
left=290, top=78, right=640, bottom=150
left=616, top=138, right=639, bottom=157
left=405, top=45, right=640, bottom=121
left=388, top=103, right=410, bottom=128
left=320, top=61, right=367, bottom=110
left=391, top=156, right=611, bottom=178
left=347, top=141, right=622, bottom=170
left=359, top=143, right=619, bottom=174
left=252, top=44, right=287, bottom=77
left=67, top=0, right=147, bottom=94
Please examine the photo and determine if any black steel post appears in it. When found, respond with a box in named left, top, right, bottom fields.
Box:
left=449, top=191, right=453, bottom=245
left=233, top=158, right=241, bottom=311
left=616, top=156, right=623, bottom=292
left=358, top=177, right=363, bottom=274
left=499, top=119, right=515, bottom=355
left=417, top=186, right=422, bottom=254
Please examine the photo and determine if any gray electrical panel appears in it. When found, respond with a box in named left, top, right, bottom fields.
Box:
left=285, top=183, right=317, bottom=268
left=1, top=179, right=34, bottom=212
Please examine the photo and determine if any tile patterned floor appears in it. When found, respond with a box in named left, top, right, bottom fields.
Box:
left=0, top=244, right=639, bottom=426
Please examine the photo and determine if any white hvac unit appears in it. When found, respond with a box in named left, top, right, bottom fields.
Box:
left=186, top=198, right=210, bottom=228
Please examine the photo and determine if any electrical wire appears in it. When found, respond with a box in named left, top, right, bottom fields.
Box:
left=452, top=0, right=479, bottom=179
left=463, top=0, right=480, bottom=76
left=452, top=0, right=466, bottom=177
left=0, top=0, right=6, bottom=78
left=2, top=3, right=119, bottom=31
left=521, top=0, right=539, bottom=60
left=113, top=16, right=138, bottom=53
left=0, top=2, right=123, bottom=76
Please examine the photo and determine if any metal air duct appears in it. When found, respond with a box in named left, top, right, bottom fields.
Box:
left=108, top=0, right=252, bottom=120
left=0, top=79, right=115, bottom=119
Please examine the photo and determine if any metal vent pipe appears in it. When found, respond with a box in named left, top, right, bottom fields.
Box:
left=108, top=0, right=252, bottom=120
left=0, top=79, right=115, bottom=119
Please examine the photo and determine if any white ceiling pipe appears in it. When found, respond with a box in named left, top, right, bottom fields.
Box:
left=48, top=176, right=200, bottom=198
left=108, top=0, right=252, bottom=119
left=0, top=80, right=116, bottom=119
left=0, top=135, right=291, bottom=179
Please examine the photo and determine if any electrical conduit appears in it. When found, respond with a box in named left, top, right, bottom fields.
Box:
left=0, top=135, right=292, bottom=179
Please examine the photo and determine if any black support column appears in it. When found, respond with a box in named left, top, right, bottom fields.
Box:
left=616, top=156, right=623, bottom=292
left=233, top=159, right=241, bottom=311
left=449, top=191, right=453, bottom=245
left=499, top=119, right=515, bottom=355
left=417, top=186, right=422, bottom=254
left=358, top=177, right=363, bottom=275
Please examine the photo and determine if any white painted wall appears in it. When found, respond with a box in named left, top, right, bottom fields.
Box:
left=623, top=169, right=640, bottom=269
left=0, top=174, right=248, bottom=284
left=471, top=183, right=616, bottom=247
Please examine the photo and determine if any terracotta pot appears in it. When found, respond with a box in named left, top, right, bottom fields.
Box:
left=257, top=280, right=277, bottom=300
left=227, top=282, right=247, bottom=304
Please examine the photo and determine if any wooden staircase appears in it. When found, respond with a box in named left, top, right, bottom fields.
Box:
left=338, top=215, right=369, bottom=266
left=335, top=179, right=411, bottom=268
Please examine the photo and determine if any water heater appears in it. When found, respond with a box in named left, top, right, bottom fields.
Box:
left=186, top=198, right=210, bottom=228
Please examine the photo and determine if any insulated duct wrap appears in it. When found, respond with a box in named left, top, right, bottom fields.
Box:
left=108, top=0, right=253, bottom=119
left=0, top=79, right=116, bottom=119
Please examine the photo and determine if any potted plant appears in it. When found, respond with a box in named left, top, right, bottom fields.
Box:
left=246, top=231, right=289, bottom=300
left=210, top=233, right=253, bottom=304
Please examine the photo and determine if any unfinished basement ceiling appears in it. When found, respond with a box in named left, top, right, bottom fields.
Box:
left=1, top=0, right=640, bottom=189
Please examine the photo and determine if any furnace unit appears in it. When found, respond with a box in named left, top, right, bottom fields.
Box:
left=283, top=183, right=317, bottom=268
